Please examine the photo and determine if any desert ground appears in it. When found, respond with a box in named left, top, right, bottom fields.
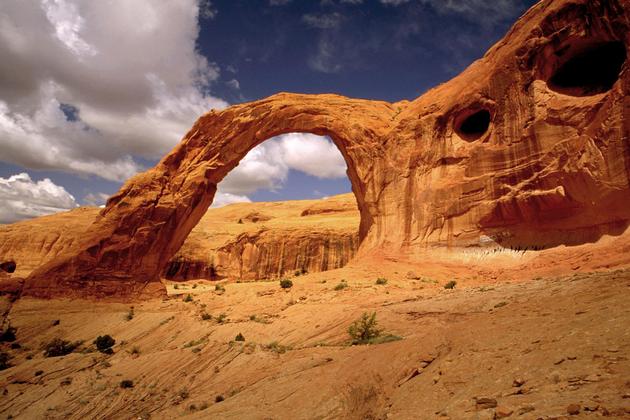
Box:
left=1, top=204, right=629, bottom=419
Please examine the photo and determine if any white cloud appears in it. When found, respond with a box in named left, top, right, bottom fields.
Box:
left=0, top=0, right=227, bottom=182
left=0, top=173, right=78, bottom=223
left=279, top=133, right=347, bottom=178
left=210, top=191, right=252, bottom=208
left=83, top=192, right=110, bottom=207
left=218, top=133, right=347, bottom=197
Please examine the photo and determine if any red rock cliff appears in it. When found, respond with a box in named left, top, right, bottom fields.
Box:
left=22, top=0, right=630, bottom=298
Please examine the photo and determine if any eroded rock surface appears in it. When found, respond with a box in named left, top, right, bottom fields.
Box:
left=22, top=0, right=630, bottom=297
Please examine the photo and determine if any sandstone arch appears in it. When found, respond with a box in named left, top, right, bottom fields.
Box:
left=23, top=0, right=630, bottom=298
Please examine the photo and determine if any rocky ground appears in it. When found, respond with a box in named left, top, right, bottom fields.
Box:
left=0, top=250, right=628, bottom=419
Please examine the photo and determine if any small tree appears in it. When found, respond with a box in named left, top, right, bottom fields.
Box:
left=444, top=280, right=457, bottom=289
left=348, top=312, right=382, bottom=344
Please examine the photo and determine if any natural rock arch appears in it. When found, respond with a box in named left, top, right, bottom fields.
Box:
left=23, top=0, right=630, bottom=298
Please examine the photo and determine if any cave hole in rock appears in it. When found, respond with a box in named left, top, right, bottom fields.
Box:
left=164, top=133, right=360, bottom=284
left=0, top=261, right=16, bottom=273
left=547, top=41, right=626, bottom=96
left=454, top=109, right=491, bottom=141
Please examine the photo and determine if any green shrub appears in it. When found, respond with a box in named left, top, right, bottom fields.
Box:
left=375, top=278, right=388, bottom=285
left=43, top=338, right=81, bottom=357
left=334, top=280, right=348, bottom=291
left=120, top=379, right=134, bottom=388
left=94, top=335, right=115, bottom=353
left=183, top=294, right=194, bottom=302
left=348, top=312, right=382, bottom=344
left=234, top=333, right=245, bottom=342
left=279, top=279, right=293, bottom=289
left=444, top=280, right=457, bottom=289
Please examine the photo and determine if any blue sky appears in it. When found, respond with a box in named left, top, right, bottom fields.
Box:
left=0, top=0, right=537, bottom=223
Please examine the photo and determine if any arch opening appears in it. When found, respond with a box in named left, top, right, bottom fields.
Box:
left=163, top=132, right=363, bottom=283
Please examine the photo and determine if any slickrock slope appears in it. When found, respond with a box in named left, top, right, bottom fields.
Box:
left=21, top=0, right=630, bottom=297
left=0, top=194, right=359, bottom=282
left=1, top=261, right=629, bottom=419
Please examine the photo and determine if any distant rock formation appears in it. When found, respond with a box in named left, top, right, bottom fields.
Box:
left=21, top=0, right=630, bottom=298
left=0, top=194, right=359, bottom=284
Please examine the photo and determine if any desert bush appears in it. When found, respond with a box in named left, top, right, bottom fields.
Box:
left=35, top=370, right=43, bottom=376
left=178, top=388, right=190, bottom=400
left=375, top=278, right=388, bottom=285
left=120, top=379, right=134, bottom=388
left=215, top=395, right=225, bottom=403
left=234, top=333, right=245, bottom=342
left=0, top=352, right=10, bottom=370
left=173, top=284, right=179, bottom=290
left=216, top=313, right=227, bottom=324
left=334, top=280, right=348, bottom=291
left=201, top=312, right=212, bottom=321
left=94, top=335, right=115, bottom=353
left=183, top=294, right=194, bottom=302
left=444, top=280, right=457, bottom=289
left=130, top=346, right=141, bottom=355
left=279, top=279, right=293, bottom=289
left=215, top=284, right=225, bottom=293
left=43, top=338, right=81, bottom=357
left=125, top=307, right=134, bottom=321
left=348, top=312, right=381, bottom=344
left=0, top=325, right=16, bottom=342
left=265, top=341, right=292, bottom=354
left=52, top=319, right=60, bottom=326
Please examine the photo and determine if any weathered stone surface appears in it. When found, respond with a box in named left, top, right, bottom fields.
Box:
left=21, top=0, right=630, bottom=297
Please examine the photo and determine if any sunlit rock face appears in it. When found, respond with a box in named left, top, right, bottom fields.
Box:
left=22, top=0, right=630, bottom=298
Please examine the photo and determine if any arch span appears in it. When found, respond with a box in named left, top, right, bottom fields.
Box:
left=24, top=93, right=397, bottom=297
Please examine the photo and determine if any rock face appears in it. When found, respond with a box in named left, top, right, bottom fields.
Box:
left=164, top=194, right=359, bottom=281
left=22, top=0, right=630, bottom=297
left=0, top=194, right=359, bottom=283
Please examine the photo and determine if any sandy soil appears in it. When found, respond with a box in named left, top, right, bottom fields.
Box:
left=1, top=227, right=629, bottom=419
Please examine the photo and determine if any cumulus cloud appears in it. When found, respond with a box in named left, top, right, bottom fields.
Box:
left=210, top=191, right=252, bottom=208
left=83, top=192, right=110, bottom=207
left=0, top=0, right=227, bottom=182
left=218, top=133, right=347, bottom=196
left=0, top=173, right=78, bottom=223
